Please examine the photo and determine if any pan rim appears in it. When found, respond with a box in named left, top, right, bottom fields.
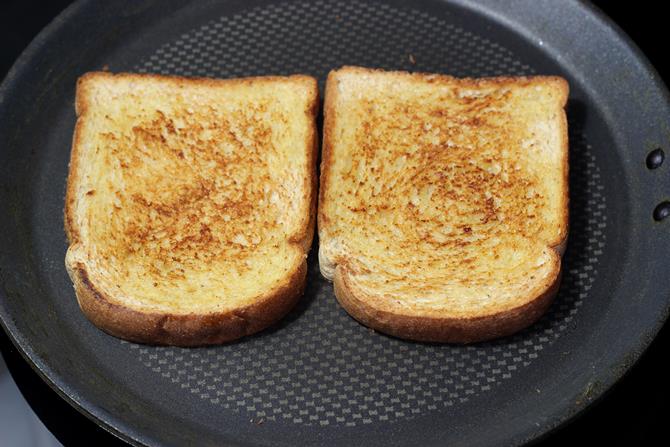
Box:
left=1, top=0, right=669, bottom=446
left=0, top=3, right=148, bottom=445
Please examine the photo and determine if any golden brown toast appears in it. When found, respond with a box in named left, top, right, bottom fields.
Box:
left=65, top=72, right=319, bottom=346
left=318, top=66, right=568, bottom=343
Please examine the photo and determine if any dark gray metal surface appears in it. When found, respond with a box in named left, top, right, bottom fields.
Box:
left=1, top=1, right=669, bottom=446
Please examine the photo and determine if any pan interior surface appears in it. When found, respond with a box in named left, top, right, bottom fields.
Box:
left=129, top=0, right=607, bottom=427
left=1, top=1, right=667, bottom=446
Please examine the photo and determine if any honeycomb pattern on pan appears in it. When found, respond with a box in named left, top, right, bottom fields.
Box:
left=126, top=0, right=607, bottom=426
left=137, top=0, right=533, bottom=81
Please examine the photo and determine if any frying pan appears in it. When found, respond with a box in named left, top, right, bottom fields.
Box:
left=1, top=0, right=669, bottom=445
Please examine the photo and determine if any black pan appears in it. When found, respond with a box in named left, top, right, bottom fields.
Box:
left=1, top=1, right=669, bottom=446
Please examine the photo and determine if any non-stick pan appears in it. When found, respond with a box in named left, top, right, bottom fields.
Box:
left=2, top=0, right=669, bottom=445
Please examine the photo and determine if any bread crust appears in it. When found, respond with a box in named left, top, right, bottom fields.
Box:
left=296, top=78, right=320, bottom=253
left=334, top=256, right=561, bottom=343
left=65, top=72, right=319, bottom=346
left=66, top=258, right=307, bottom=346
left=319, top=66, right=569, bottom=343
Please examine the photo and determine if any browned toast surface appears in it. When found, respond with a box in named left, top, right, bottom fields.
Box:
left=318, top=66, right=568, bottom=342
left=65, top=72, right=319, bottom=345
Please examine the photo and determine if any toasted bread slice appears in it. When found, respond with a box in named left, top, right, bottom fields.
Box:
left=319, top=66, right=568, bottom=343
left=65, top=72, right=319, bottom=346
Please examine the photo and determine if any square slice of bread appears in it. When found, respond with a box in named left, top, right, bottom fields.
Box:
left=318, top=66, right=568, bottom=343
left=65, top=72, right=319, bottom=346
